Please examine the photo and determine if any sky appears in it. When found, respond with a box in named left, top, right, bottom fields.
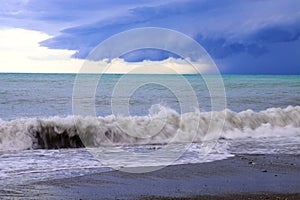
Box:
left=0, top=0, right=299, bottom=74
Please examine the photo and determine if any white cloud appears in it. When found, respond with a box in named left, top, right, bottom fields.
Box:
left=0, top=28, right=209, bottom=74
left=0, top=28, right=83, bottom=73
left=82, top=57, right=210, bottom=74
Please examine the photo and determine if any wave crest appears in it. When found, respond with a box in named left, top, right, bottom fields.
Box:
left=0, top=105, right=299, bottom=151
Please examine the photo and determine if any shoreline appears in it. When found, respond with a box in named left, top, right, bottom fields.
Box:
left=1, top=154, right=299, bottom=199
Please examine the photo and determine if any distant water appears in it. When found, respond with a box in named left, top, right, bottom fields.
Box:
left=0, top=73, right=299, bottom=185
left=1, top=74, right=299, bottom=119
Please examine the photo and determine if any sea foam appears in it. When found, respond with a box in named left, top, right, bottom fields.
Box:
left=0, top=105, right=299, bottom=151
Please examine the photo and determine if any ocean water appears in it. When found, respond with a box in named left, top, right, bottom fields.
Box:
left=0, top=74, right=299, bottom=185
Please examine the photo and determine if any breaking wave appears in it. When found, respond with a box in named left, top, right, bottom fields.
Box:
left=0, top=105, right=299, bottom=151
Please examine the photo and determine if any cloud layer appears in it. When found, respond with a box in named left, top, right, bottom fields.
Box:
left=0, top=28, right=209, bottom=74
left=0, top=0, right=299, bottom=74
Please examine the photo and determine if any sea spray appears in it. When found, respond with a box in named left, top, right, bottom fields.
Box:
left=0, top=105, right=299, bottom=151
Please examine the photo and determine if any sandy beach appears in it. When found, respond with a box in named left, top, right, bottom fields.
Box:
left=1, top=154, right=299, bottom=199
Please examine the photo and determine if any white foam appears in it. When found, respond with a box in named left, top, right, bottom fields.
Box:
left=0, top=105, right=299, bottom=151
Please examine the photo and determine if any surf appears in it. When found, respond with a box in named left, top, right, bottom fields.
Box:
left=0, top=105, right=299, bottom=151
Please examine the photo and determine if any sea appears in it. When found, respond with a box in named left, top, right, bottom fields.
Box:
left=0, top=73, right=299, bottom=186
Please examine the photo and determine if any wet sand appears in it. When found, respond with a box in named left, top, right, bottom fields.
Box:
left=1, top=154, right=299, bottom=199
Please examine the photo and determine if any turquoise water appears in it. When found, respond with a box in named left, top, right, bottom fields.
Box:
left=0, top=74, right=299, bottom=120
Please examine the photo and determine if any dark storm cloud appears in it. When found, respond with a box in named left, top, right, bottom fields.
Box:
left=1, top=0, right=299, bottom=74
